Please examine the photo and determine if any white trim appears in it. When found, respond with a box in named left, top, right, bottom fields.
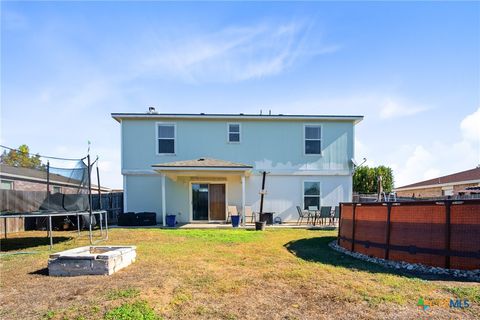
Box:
left=122, top=170, right=158, bottom=175
left=189, top=181, right=228, bottom=222
left=303, top=124, right=322, bottom=156
left=256, top=170, right=351, bottom=176
left=123, top=175, right=127, bottom=212
left=351, top=124, right=355, bottom=174
left=227, top=122, right=241, bottom=143
left=152, top=167, right=251, bottom=172
left=394, top=179, right=480, bottom=192
left=161, top=174, right=166, bottom=226
left=0, top=179, right=14, bottom=190
left=302, top=180, right=321, bottom=210
left=241, top=175, right=246, bottom=226
left=120, top=119, right=123, bottom=171
left=112, top=113, right=364, bottom=124
left=123, top=168, right=351, bottom=176
left=155, top=122, right=177, bottom=156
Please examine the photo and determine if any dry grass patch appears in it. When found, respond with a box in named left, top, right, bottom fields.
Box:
left=1, top=228, right=478, bottom=319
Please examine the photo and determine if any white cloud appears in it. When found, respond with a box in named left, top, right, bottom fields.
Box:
left=460, top=107, right=480, bottom=143
left=379, top=98, right=427, bottom=119
left=269, top=93, right=428, bottom=121
left=391, top=108, right=480, bottom=187
left=133, top=20, right=338, bottom=83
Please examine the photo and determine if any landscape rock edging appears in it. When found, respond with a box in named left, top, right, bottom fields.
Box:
left=328, top=240, right=480, bottom=282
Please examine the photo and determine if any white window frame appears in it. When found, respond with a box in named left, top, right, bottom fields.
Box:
left=302, top=180, right=321, bottom=210
left=53, top=186, right=62, bottom=194
left=227, top=123, right=241, bottom=143
left=0, top=179, right=14, bottom=190
left=156, top=122, right=177, bottom=155
left=303, top=124, right=322, bottom=156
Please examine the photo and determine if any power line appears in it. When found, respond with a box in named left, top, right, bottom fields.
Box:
left=0, top=144, right=87, bottom=161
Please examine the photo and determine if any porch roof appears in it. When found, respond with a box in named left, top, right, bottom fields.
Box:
left=152, top=157, right=253, bottom=171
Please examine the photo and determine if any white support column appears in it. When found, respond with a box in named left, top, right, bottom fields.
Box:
left=123, top=175, right=127, bottom=212
left=241, top=175, right=246, bottom=227
left=161, top=173, right=166, bottom=227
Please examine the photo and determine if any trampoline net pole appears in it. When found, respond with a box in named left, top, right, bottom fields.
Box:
left=87, top=154, right=93, bottom=245
left=96, top=161, right=103, bottom=237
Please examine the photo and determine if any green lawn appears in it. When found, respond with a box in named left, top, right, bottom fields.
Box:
left=0, top=228, right=478, bottom=319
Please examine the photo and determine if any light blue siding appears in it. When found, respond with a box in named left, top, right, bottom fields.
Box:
left=120, top=117, right=356, bottom=222
left=122, top=119, right=354, bottom=172
left=125, top=175, right=162, bottom=216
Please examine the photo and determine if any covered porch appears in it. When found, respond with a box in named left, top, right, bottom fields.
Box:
left=152, top=158, right=253, bottom=226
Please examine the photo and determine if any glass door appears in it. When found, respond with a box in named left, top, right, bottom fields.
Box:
left=192, top=183, right=209, bottom=220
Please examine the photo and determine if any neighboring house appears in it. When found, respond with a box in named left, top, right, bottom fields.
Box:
left=0, top=164, right=113, bottom=193
left=112, top=111, right=363, bottom=225
left=395, top=167, right=480, bottom=198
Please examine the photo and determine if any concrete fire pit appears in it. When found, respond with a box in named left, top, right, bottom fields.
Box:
left=48, top=246, right=136, bottom=276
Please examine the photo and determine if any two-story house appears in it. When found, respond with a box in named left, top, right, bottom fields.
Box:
left=112, top=111, right=363, bottom=226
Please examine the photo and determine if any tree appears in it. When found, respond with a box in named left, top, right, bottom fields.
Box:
left=353, top=165, right=394, bottom=193
left=0, top=144, right=44, bottom=169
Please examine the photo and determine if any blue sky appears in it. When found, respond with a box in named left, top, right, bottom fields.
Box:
left=1, top=1, right=479, bottom=189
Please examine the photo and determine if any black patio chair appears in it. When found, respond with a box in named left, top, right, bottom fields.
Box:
left=319, top=206, right=332, bottom=226
left=296, top=206, right=311, bottom=225
left=333, top=206, right=340, bottom=225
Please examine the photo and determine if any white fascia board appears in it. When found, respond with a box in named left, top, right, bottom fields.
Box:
left=123, top=168, right=351, bottom=176
left=152, top=167, right=252, bottom=173
left=122, top=170, right=158, bottom=176
left=264, top=170, right=351, bottom=176
left=111, top=113, right=364, bottom=124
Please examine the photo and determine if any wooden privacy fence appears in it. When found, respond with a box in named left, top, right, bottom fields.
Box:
left=338, top=200, right=480, bottom=270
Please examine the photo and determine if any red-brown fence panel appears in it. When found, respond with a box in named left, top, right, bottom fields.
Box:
left=338, top=200, right=480, bottom=271
left=389, top=202, right=446, bottom=267
left=339, top=204, right=354, bottom=250
left=450, top=201, right=480, bottom=270
left=354, top=204, right=388, bottom=258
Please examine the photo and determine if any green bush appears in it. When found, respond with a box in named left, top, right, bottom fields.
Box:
left=353, top=165, right=394, bottom=193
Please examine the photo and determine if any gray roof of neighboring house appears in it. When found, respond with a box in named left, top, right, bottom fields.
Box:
left=1, top=164, right=73, bottom=184
left=0, top=164, right=112, bottom=191
left=152, top=158, right=252, bottom=169
left=396, top=167, right=480, bottom=190
left=112, top=112, right=364, bottom=124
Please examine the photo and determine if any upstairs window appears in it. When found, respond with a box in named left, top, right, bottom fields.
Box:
left=157, top=123, right=176, bottom=154
left=228, top=123, right=241, bottom=143
left=53, top=186, right=62, bottom=194
left=304, top=125, right=322, bottom=155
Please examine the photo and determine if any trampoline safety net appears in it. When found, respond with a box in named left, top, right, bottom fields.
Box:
left=0, top=145, right=94, bottom=214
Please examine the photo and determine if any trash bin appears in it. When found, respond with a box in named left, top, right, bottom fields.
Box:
left=259, top=212, right=273, bottom=225
left=231, top=215, right=240, bottom=227
left=166, top=214, right=176, bottom=227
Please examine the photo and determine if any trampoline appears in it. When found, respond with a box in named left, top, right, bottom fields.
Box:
left=1, top=210, right=108, bottom=249
left=0, top=145, right=109, bottom=250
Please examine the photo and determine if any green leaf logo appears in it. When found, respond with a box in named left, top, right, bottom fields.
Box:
left=417, top=298, right=424, bottom=306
